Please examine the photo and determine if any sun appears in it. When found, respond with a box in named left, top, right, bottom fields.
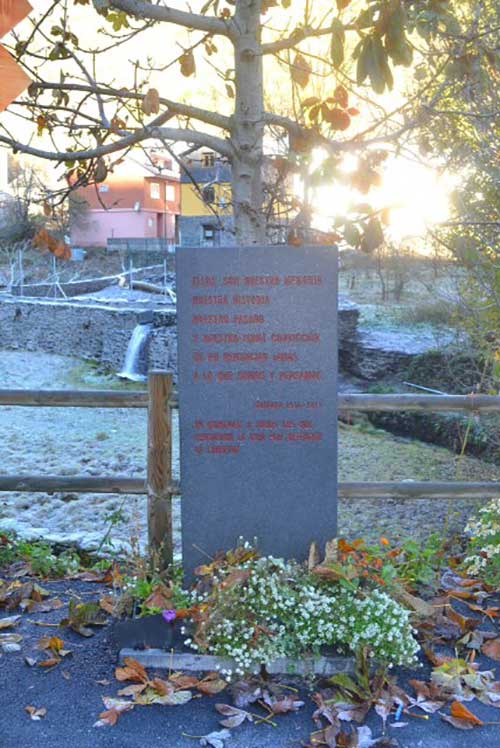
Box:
left=311, top=153, right=457, bottom=249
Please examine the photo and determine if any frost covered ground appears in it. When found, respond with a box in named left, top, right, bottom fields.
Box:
left=0, top=350, right=499, bottom=555
left=0, top=351, right=178, bottom=554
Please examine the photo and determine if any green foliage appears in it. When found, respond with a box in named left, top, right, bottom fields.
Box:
left=464, top=499, right=500, bottom=588
left=187, top=542, right=419, bottom=677
left=405, top=350, right=486, bottom=395
left=0, top=532, right=81, bottom=577
left=397, top=300, right=456, bottom=328
left=322, top=535, right=449, bottom=594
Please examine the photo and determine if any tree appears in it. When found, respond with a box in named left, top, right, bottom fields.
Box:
left=0, top=0, right=476, bottom=245
left=0, top=159, right=44, bottom=291
left=417, top=0, right=500, bottom=386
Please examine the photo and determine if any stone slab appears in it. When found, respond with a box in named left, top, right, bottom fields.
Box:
left=119, top=648, right=354, bottom=676
left=176, top=245, right=338, bottom=577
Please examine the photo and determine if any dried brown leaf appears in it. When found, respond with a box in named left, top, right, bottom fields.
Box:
left=25, top=706, right=47, bottom=721
left=115, top=656, right=148, bottom=683
left=482, top=637, right=500, bottom=661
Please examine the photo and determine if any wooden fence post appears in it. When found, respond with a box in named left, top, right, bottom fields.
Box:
left=147, top=371, right=173, bottom=572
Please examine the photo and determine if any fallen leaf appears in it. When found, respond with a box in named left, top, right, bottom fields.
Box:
left=215, top=703, right=253, bottom=728
left=99, top=596, right=115, bottom=615
left=450, top=701, right=484, bottom=726
left=0, top=615, right=21, bottom=629
left=150, top=677, right=173, bottom=696
left=28, top=598, right=65, bottom=614
left=115, top=657, right=148, bottom=683
left=73, top=568, right=113, bottom=583
left=94, top=698, right=134, bottom=728
left=37, top=635, right=65, bottom=654
left=309, top=723, right=340, bottom=747
left=196, top=672, right=227, bottom=696
left=265, top=694, right=304, bottom=714
left=61, top=600, right=108, bottom=636
left=142, top=583, right=173, bottom=610
left=407, top=679, right=447, bottom=713
left=230, top=679, right=262, bottom=708
left=482, top=638, right=500, bottom=661
left=170, top=673, right=200, bottom=690
left=1, top=641, right=21, bottom=653
left=117, top=683, right=148, bottom=697
left=198, top=729, right=231, bottom=747
left=25, top=706, right=47, bottom=721
left=136, top=688, right=192, bottom=706
left=38, top=657, right=61, bottom=668
left=441, top=699, right=488, bottom=730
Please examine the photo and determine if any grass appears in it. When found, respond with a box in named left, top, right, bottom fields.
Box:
left=338, top=421, right=500, bottom=483
left=64, top=359, right=147, bottom=391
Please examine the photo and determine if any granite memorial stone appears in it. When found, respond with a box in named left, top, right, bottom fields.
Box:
left=176, top=244, right=338, bottom=576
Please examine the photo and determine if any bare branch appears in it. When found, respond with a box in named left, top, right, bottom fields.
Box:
left=261, top=23, right=355, bottom=55
left=29, top=81, right=232, bottom=131
left=154, top=126, right=231, bottom=157
left=0, top=109, right=231, bottom=162
left=108, top=0, right=235, bottom=38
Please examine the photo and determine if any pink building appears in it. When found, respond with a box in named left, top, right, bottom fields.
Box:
left=71, top=154, right=180, bottom=248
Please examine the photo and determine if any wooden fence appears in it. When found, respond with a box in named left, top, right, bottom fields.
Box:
left=1, top=372, right=500, bottom=568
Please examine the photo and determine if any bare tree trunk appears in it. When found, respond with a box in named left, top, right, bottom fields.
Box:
left=231, top=0, right=265, bottom=246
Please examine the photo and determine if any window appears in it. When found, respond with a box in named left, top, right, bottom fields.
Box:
left=150, top=182, right=160, bottom=199
left=202, top=152, right=215, bottom=168
left=165, top=184, right=176, bottom=202
left=202, top=225, right=215, bottom=241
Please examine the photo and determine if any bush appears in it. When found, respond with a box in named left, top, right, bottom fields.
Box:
left=464, top=499, right=500, bottom=587
left=398, top=300, right=456, bottom=327
left=0, top=531, right=81, bottom=577
left=187, top=547, right=419, bottom=678
left=404, top=350, right=485, bottom=395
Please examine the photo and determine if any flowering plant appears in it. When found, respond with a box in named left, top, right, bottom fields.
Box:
left=463, top=498, right=500, bottom=587
left=184, top=542, right=419, bottom=678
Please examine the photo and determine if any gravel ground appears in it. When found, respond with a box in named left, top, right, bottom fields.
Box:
left=0, top=350, right=499, bottom=554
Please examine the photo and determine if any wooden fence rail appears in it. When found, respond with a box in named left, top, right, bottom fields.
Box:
left=2, top=389, right=500, bottom=413
left=0, top=476, right=498, bottom=501
left=1, top=374, right=500, bottom=569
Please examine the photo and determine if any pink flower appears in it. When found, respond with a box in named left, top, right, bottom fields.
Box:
left=162, top=609, right=177, bottom=623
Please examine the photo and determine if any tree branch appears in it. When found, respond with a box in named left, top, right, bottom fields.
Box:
left=154, top=126, right=232, bottom=157
left=29, top=81, right=232, bottom=131
left=0, top=110, right=232, bottom=162
left=261, top=23, right=355, bottom=55
left=108, top=0, right=235, bottom=38
left=262, top=110, right=419, bottom=152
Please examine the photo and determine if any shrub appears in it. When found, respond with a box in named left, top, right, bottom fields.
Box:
left=463, top=499, right=500, bottom=586
left=0, top=532, right=81, bottom=577
left=398, top=300, right=456, bottom=327
left=187, top=548, right=419, bottom=678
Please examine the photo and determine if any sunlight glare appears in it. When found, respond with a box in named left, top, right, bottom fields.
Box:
left=312, top=155, right=456, bottom=247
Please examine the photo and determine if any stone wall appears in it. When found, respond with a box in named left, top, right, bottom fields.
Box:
left=0, top=296, right=177, bottom=374
left=179, top=216, right=235, bottom=247
left=0, top=294, right=358, bottom=379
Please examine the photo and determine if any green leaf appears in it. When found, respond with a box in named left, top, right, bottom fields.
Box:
left=330, top=19, right=345, bottom=68
left=360, top=218, right=385, bottom=253
left=356, top=38, right=370, bottom=85
left=368, top=36, right=393, bottom=94
left=343, top=222, right=362, bottom=247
